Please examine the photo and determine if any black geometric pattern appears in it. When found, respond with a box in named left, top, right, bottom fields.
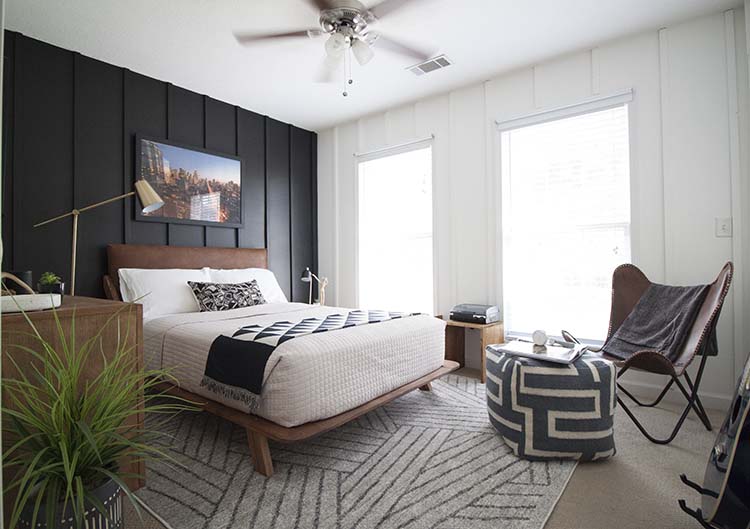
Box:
left=232, top=310, right=413, bottom=346
left=188, top=280, right=266, bottom=312
left=138, top=375, right=575, bottom=529
left=486, top=350, right=616, bottom=462
left=201, top=311, right=419, bottom=411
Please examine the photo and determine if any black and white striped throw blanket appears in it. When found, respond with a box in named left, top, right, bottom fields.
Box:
left=201, top=309, right=414, bottom=411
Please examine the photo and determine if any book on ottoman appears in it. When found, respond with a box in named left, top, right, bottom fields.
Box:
left=489, top=340, right=589, bottom=365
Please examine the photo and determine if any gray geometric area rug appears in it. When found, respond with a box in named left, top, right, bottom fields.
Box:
left=138, top=375, right=576, bottom=529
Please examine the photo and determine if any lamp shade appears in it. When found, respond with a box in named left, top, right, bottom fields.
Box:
left=325, top=32, right=348, bottom=59
left=134, top=179, right=165, bottom=214
left=352, top=39, right=374, bottom=66
left=300, top=267, right=312, bottom=282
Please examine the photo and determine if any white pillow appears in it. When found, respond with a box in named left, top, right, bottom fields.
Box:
left=118, top=267, right=210, bottom=320
left=207, top=268, right=288, bottom=304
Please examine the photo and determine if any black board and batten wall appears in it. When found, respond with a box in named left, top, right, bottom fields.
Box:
left=1, top=31, right=317, bottom=301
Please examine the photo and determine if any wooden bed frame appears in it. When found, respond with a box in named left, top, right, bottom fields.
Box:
left=103, top=243, right=459, bottom=477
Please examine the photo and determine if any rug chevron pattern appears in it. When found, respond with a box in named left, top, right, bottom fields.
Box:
left=138, top=375, right=575, bottom=529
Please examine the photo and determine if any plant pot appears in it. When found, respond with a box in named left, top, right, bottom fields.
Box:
left=38, top=282, right=65, bottom=299
left=18, top=478, right=123, bottom=529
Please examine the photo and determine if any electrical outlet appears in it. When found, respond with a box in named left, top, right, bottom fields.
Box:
left=715, top=217, right=733, bottom=238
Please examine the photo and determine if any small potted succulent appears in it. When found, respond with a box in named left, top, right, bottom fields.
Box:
left=37, top=271, right=65, bottom=297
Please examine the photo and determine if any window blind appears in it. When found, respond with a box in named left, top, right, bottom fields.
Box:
left=501, top=104, right=631, bottom=342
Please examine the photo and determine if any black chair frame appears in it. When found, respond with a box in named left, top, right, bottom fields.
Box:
left=600, top=262, right=732, bottom=445
left=615, top=346, right=713, bottom=445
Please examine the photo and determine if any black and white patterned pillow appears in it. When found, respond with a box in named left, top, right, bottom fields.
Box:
left=188, top=280, right=266, bottom=312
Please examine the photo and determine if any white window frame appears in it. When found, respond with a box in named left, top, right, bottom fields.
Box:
left=495, top=89, right=633, bottom=132
left=495, top=89, right=634, bottom=345
left=354, top=136, right=437, bottom=313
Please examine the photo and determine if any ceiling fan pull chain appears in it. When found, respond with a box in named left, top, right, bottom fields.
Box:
left=347, top=48, right=353, bottom=87
left=342, top=58, right=347, bottom=97
left=343, top=49, right=352, bottom=97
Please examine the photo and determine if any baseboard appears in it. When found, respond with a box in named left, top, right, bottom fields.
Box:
left=618, top=378, right=733, bottom=413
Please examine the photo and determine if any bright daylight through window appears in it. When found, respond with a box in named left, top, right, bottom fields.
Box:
left=501, top=103, right=631, bottom=342
left=358, top=145, right=434, bottom=315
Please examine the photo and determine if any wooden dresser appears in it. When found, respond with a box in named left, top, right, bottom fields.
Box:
left=1, top=296, right=145, bottom=492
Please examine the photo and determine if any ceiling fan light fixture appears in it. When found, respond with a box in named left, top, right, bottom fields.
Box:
left=351, top=38, right=374, bottom=65
left=362, top=31, right=380, bottom=46
left=325, top=32, right=349, bottom=58
left=323, top=51, right=344, bottom=70
left=233, top=0, right=437, bottom=93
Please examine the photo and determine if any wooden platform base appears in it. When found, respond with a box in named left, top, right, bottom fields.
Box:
left=158, top=360, right=459, bottom=476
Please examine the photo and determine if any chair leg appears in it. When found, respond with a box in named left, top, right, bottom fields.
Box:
left=615, top=354, right=710, bottom=444
left=618, top=378, right=674, bottom=407
left=682, top=372, right=713, bottom=431
left=616, top=391, right=695, bottom=444
left=618, top=376, right=712, bottom=430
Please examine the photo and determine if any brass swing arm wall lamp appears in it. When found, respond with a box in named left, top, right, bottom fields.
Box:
left=33, top=180, right=164, bottom=296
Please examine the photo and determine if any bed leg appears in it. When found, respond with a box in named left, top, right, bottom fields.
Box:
left=419, top=382, right=432, bottom=392
left=247, top=429, right=274, bottom=477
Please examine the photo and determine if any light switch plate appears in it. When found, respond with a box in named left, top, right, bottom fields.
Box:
left=715, top=217, right=733, bottom=238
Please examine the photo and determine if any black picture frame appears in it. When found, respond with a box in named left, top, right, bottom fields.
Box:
left=134, top=134, right=244, bottom=228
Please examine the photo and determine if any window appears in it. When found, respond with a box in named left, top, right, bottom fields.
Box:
left=357, top=144, right=433, bottom=314
left=500, top=101, right=631, bottom=342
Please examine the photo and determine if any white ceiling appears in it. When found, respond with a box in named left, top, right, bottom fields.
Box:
left=6, top=0, right=742, bottom=131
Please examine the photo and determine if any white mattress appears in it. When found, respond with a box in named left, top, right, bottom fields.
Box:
left=143, top=303, right=445, bottom=427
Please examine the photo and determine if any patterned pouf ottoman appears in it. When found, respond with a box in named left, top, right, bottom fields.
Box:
left=485, top=348, right=616, bottom=461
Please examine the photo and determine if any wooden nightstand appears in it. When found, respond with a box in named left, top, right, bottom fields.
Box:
left=438, top=316, right=504, bottom=383
left=1, top=296, right=144, bottom=491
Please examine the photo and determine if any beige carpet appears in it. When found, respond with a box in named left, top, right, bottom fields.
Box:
left=124, top=379, right=723, bottom=529
left=546, top=399, right=722, bottom=529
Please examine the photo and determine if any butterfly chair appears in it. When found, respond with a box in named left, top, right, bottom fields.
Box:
left=599, top=262, right=733, bottom=445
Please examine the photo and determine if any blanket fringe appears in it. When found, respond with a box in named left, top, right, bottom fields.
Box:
left=201, top=376, right=260, bottom=413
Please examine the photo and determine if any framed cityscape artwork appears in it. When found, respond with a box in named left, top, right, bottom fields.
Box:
left=135, top=135, right=243, bottom=227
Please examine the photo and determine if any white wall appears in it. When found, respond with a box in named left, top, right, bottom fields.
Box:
left=318, top=9, right=750, bottom=408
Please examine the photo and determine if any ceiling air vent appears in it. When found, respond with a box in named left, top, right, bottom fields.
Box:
left=408, top=55, right=452, bottom=76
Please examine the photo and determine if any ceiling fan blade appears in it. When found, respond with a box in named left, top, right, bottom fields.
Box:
left=369, top=0, right=428, bottom=19
left=234, top=29, right=321, bottom=45
left=305, top=0, right=334, bottom=11
left=372, top=33, right=433, bottom=62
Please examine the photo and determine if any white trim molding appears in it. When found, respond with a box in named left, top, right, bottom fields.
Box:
left=353, top=135, right=434, bottom=162
left=725, top=8, right=747, bottom=381
left=495, top=89, right=633, bottom=132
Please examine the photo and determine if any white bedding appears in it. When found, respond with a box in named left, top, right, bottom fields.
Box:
left=143, top=303, right=445, bottom=427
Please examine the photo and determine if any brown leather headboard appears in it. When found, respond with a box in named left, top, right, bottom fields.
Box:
left=104, top=244, right=268, bottom=301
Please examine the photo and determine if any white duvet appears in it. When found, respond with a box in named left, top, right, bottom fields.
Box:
left=143, top=303, right=446, bottom=427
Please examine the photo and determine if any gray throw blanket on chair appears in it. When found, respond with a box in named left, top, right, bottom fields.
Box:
left=603, top=283, right=709, bottom=364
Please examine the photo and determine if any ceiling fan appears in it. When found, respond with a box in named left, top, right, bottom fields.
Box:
left=233, top=0, right=436, bottom=96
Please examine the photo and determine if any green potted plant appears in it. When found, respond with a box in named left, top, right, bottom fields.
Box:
left=2, top=306, right=191, bottom=529
left=37, top=271, right=65, bottom=297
